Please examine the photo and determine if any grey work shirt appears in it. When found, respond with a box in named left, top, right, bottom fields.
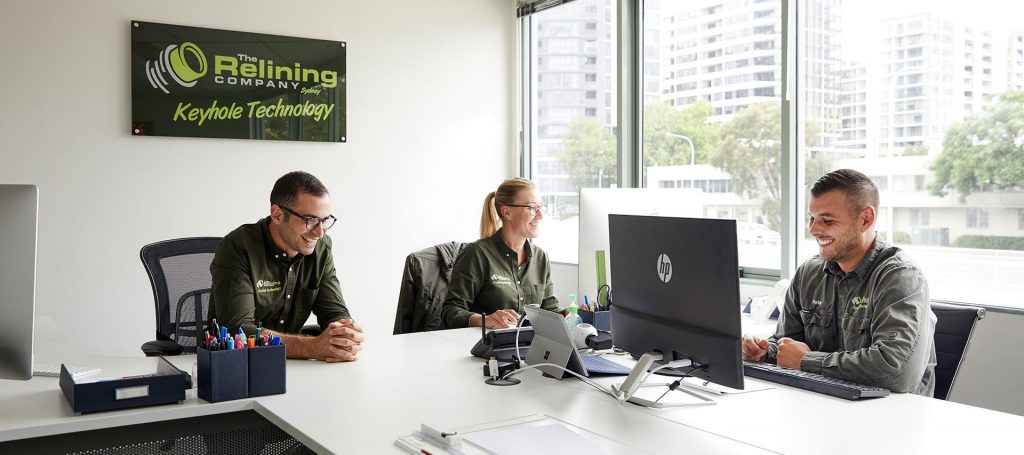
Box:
left=441, top=229, right=561, bottom=328
left=208, top=217, right=351, bottom=335
left=768, top=237, right=936, bottom=395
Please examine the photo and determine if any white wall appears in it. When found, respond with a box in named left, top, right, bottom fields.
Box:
left=0, top=0, right=517, bottom=354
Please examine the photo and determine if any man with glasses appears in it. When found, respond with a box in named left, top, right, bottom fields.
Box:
left=209, top=171, right=363, bottom=362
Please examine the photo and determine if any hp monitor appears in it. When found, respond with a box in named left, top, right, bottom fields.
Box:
left=608, top=214, right=743, bottom=390
left=0, top=184, right=38, bottom=381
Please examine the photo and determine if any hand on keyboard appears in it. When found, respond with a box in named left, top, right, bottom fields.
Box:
left=776, top=337, right=811, bottom=369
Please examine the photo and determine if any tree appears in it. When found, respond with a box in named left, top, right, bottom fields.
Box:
left=559, top=118, right=617, bottom=189
left=929, top=90, right=1024, bottom=201
left=709, top=102, right=827, bottom=231
left=643, top=101, right=719, bottom=166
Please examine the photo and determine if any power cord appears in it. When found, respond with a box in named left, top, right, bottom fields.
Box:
left=499, top=363, right=620, bottom=399
left=653, top=365, right=703, bottom=403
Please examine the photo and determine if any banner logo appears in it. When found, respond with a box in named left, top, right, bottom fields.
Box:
left=132, top=21, right=347, bottom=142
left=145, top=42, right=208, bottom=94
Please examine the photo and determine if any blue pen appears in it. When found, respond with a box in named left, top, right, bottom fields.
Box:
left=220, top=326, right=228, bottom=343
left=584, top=295, right=590, bottom=312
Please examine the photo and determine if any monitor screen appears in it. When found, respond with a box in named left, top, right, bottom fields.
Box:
left=608, top=214, right=743, bottom=390
left=0, top=184, right=38, bottom=380
left=578, top=188, right=703, bottom=305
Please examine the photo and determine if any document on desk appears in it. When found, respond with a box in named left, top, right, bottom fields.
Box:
left=396, top=414, right=648, bottom=455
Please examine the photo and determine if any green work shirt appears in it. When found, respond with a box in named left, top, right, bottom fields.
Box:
left=768, top=237, right=936, bottom=395
left=441, top=229, right=561, bottom=328
left=209, top=217, right=351, bottom=335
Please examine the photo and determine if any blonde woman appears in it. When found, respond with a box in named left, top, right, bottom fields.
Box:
left=441, top=178, right=561, bottom=329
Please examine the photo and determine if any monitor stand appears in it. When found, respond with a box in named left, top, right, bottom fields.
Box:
left=611, top=352, right=716, bottom=408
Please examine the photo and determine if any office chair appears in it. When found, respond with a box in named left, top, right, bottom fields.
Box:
left=140, top=237, right=222, bottom=356
left=394, top=241, right=471, bottom=334
left=931, top=301, right=986, bottom=400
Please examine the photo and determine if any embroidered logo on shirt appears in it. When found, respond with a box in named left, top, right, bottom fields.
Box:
left=256, top=279, right=282, bottom=294
left=490, top=274, right=512, bottom=286
left=851, top=296, right=870, bottom=311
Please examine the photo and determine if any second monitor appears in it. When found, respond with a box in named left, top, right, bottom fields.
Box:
left=608, top=214, right=744, bottom=390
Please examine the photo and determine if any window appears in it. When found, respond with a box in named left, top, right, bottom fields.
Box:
left=910, top=208, right=930, bottom=226
left=641, top=0, right=783, bottom=271
left=521, top=0, right=1024, bottom=307
left=524, top=0, right=617, bottom=264
left=966, top=208, right=989, bottom=228
left=794, top=0, right=1024, bottom=307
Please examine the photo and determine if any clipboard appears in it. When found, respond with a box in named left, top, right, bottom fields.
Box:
left=395, top=414, right=650, bottom=455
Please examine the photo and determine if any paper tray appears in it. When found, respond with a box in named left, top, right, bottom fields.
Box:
left=59, top=357, right=190, bottom=415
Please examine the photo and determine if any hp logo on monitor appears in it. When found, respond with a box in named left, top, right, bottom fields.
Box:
left=656, top=253, right=672, bottom=283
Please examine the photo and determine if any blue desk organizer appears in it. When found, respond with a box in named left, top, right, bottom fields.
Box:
left=197, top=347, right=248, bottom=403
left=197, top=343, right=286, bottom=403
left=579, top=309, right=611, bottom=332
left=247, top=344, right=286, bottom=398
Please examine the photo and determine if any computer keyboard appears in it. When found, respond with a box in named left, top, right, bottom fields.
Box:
left=33, top=363, right=101, bottom=379
left=743, top=362, right=889, bottom=400
left=581, top=355, right=632, bottom=375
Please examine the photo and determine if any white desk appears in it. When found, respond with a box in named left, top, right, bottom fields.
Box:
left=3, top=326, right=1022, bottom=454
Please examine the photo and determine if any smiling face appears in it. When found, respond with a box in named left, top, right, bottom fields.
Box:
left=807, top=189, right=875, bottom=272
left=269, top=191, right=332, bottom=258
left=501, top=188, right=544, bottom=240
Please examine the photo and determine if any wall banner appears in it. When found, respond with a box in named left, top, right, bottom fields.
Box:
left=131, top=21, right=346, bottom=142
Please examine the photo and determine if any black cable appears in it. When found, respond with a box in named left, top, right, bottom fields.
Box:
left=655, top=365, right=705, bottom=403
left=597, top=284, right=612, bottom=310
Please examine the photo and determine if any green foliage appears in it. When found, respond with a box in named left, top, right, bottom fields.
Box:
left=559, top=102, right=720, bottom=190
left=929, top=90, right=1024, bottom=201
left=878, top=231, right=912, bottom=244
left=952, top=235, right=1024, bottom=251
left=559, top=118, right=617, bottom=189
left=643, top=101, right=720, bottom=166
left=708, top=102, right=829, bottom=231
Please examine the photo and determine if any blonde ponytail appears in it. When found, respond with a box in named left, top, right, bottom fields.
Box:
left=479, top=192, right=500, bottom=238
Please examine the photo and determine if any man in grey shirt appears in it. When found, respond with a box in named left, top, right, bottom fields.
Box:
left=743, top=169, right=936, bottom=395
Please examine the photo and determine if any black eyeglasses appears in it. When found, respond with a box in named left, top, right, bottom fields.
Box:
left=278, top=205, right=337, bottom=230
left=506, top=204, right=547, bottom=216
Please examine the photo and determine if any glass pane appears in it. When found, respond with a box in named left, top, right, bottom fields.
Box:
left=799, top=0, right=1024, bottom=307
left=643, top=0, right=784, bottom=270
left=529, top=0, right=618, bottom=263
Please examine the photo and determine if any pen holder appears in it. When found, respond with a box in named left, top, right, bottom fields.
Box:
left=579, top=309, right=611, bottom=332
left=247, top=344, right=287, bottom=397
left=197, top=346, right=248, bottom=403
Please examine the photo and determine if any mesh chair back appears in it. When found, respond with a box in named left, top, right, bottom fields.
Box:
left=141, top=237, right=222, bottom=353
left=931, top=301, right=986, bottom=400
